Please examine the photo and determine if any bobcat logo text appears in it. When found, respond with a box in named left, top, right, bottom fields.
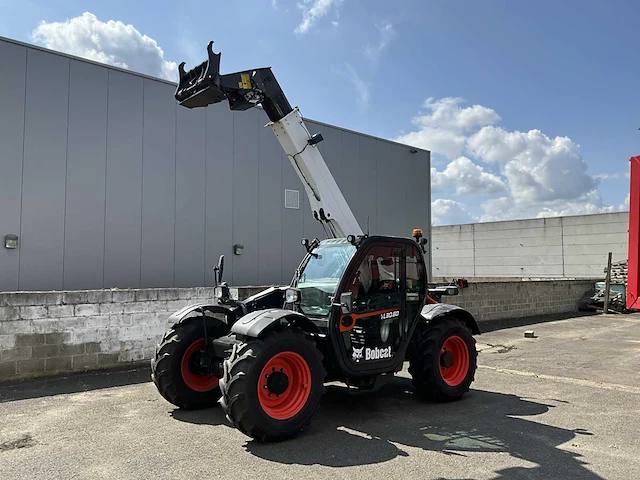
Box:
left=352, top=346, right=364, bottom=362
left=351, top=346, right=393, bottom=362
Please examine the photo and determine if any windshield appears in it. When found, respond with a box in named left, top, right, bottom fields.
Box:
left=296, top=241, right=356, bottom=317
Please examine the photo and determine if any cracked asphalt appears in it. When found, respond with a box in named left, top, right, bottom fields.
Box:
left=1, top=313, right=639, bottom=479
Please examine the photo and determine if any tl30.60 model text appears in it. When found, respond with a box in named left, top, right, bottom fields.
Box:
left=151, top=41, right=481, bottom=442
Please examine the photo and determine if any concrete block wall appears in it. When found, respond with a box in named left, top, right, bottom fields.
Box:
left=433, top=212, right=629, bottom=279
left=1, top=279, right=595, bottom=381
left=0, top=286, right=266, bottom=381
left=441, top=279, right=595, bottom=322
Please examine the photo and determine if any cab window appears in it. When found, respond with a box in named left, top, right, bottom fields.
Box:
left=406, top=244, right=425, bottom=296
left=348, top=245, right=402, bottom=313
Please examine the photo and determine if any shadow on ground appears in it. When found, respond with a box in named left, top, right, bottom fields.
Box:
left=172, top=377, right=599, bottom=479
left=478, top=311, right=596, bottom=333
left=0, top=366, right=151, bottom=403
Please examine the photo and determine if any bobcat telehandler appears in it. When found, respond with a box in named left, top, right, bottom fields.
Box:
left=151, top=41, right=481, bottom=442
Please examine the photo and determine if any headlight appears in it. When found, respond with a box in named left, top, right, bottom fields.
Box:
left=214, top=286, right=223, bottom=299
left=285, top=288, right=300, bottom=304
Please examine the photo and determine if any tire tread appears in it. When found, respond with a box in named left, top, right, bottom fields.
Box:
left=408, top=318, right=478, bottom=402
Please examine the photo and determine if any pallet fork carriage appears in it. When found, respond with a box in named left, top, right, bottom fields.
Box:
left=151, top=41, right=481, bottom=442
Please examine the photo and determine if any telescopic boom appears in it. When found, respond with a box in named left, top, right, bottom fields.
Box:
left=175, top=41, right=363, bottom=239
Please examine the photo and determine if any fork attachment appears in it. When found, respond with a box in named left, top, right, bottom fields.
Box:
left=174, top=40, right=293, bottom=122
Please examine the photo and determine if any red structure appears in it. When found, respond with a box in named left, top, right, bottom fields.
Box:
left=627, top=155, right=640, bottom=310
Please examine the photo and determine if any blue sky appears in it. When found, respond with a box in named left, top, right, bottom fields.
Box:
left=1, top=0, right=638, bottom=224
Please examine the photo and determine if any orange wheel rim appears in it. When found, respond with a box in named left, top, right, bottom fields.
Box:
left=258, top=351, right=312, bottom=420
left=180, top=338, right=219, bottom=392
left=439, top=335, right=470, bottom=386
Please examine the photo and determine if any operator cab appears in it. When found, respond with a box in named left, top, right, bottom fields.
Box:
left=288, top=235, right=428, bottom=376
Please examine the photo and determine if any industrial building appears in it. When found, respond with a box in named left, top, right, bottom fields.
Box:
left=0, top=36, right=432, bottom=292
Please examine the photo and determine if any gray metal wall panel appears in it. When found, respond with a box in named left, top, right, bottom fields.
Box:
left=19, top=49, right=69, bottom=290
left=232, top=110, right=260, bottom=285
left=103, top=70, right=144, bottom=288
left=257, top=112, right=283, bottom=286
left=174, top=105, right=206, bottom=287
left=0, top=38, right=431, bottom=291
left=376, top=141, right=397, bottom=236
left=63, top=60, right=108, bottom=290
left=318, top=124, right=343, bottom=190
left=0, top=41, right=26, bottom=291
left=141, top=80, right=177, bottom=287
left=340, top=132, right=362, bottom=235
left=281, top=142, right=304, bottom=285
left=204, top=104, right=234, bottom=286
left=403, top=150, right=428, bottom=233
left=414, top=151, right=432, bottom=279
left=358, top=135, right=379, bottom=235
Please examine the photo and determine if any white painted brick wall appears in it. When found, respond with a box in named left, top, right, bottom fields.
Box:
left=0, top=286, right=241, bottom=381
left=1, top=280, right=594, bottom=381
left=433, top=212, right=629, bottom=279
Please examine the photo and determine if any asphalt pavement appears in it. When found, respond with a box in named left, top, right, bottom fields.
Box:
left=1, top=313, right=639, bottom=479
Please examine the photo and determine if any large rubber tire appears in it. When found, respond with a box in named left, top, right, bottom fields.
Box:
left=408, top=317, right=477, bottom=402
left=219, top=328, right=326, bottom=442
left=151, top=318, right=228, bottom=410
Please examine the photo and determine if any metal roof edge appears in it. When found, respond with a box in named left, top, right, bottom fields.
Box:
left=0, top=34, right=430, bottom=155
left=0, top=34, right=178, bottom=86
left=433, top=210, right=630, bottom=228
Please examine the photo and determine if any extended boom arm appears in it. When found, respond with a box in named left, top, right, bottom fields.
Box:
left=175, top=41, right=363, bottom=239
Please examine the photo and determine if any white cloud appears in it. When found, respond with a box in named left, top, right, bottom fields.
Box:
left=594, top=172, right=622, bottom=180
left=345, top=63, right=370, bottom=108
left=295, top=0, right=343, bottom=34
left=593, top=171, right=630, bottom=180
left=365, top=22, right=395, bottom=61
left=536, top=203, right=615, bottom=218
left=467, top=126, right=597, bottom=204
left=396, top=127, right=467, bottom=160
left=432, top=199, right=476, bottom=225
left=414, top=97, right=501, bottom=131
left=478, top=190, right=618, bottom=222
left=395, top=97, right=501, bottom=158
left=621, top=193, right=630, bottom=211
left=432, top=156, right=506, bottom=195
left=478, top=197, right=522, bottom=222
left=31, top=12, right=178, bottom=82
left=394, top=96, right=619, bottom=224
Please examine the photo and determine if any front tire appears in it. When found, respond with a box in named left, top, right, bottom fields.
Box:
left=219, top=328, right=326, bottom=442
left=408, top=318, right=477, bottom=402
left=151, top=318, right=228, bottom=410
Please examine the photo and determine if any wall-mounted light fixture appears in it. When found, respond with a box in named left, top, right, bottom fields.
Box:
left=4, top=234, right=18, bottom=249
left=233, top=244, right=244, bottom=255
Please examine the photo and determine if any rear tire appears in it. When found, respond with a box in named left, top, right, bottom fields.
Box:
left=219, top=328, right=326, bottom=442
left=408, top=318, right=477, bottom=402
left=151, top=318, right=228, bottom=410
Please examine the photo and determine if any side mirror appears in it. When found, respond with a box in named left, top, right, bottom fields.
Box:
left=429, top=285, right=459, bottom=296
left=339, top=292, right=353, bottom=314
left=217, top=255, right=224, bottom=284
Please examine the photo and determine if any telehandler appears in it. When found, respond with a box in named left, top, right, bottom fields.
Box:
left=151, top=41, right=480, bottom=442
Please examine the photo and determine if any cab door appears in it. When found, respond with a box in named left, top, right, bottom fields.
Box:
left=334, top=241, right=406, bottom=373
